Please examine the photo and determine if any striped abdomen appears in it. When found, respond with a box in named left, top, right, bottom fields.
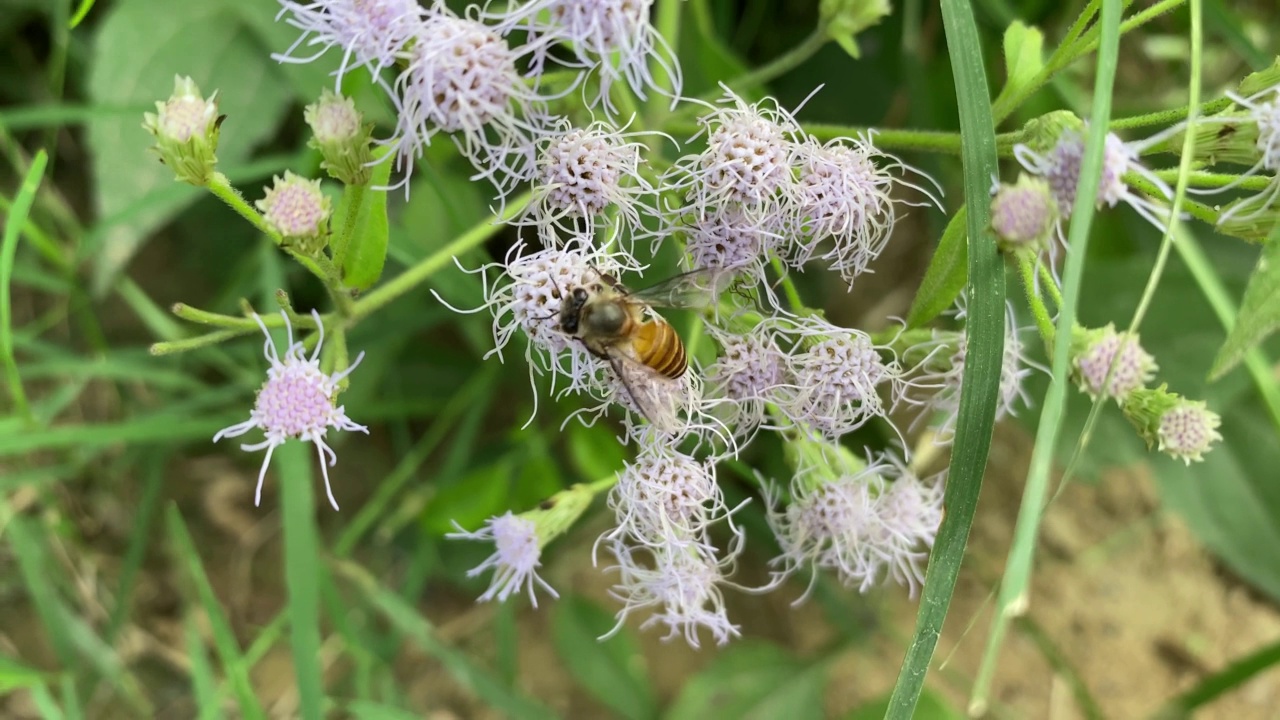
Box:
left=630, top=319, right=687, bottom=379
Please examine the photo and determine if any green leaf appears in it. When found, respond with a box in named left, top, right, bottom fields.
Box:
left=184, top=616, right=220, bottom=720
left=338, top=149, right=394, bottom=291
left=886, top=0, right=1004, bottom=716
left=845, top=688, right=962, bottom=720
left=666, top=643, right=827, bottom=720
left=906, top=206, right=968, bottom=328
left=86, top=0, right=292, bottom=292
left=567, top=421, right=628, bottom=482
left=1, top=149, right=46, bottom=423
left=998, top=22, right=1045, bottom=103
left=0, top=655, right=50, bottom=694
left=552, top=596, right=656, bottom=720
left=1209, top=234, right=1280, bottom=380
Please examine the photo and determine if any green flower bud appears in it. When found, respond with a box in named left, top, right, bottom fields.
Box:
left=1122, top=386, right=1222, bottom=464
left=521, top=482, right=596, bottom=547
left=256, top=172, right=332, bottom=256
left=142, top=75, right=222, bottom=186
left=1016, top=111, right=1084, bottom=155
left=820, top=0, right=891, bottom=59
left=305, top=89, right=375, bottom=186
left=991, top=173, right=1058, bottom=255
left=1236, top=57, right=1280, bottom=98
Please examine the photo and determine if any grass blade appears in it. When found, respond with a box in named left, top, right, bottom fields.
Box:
left=166, top=507, right=267, bottom=720
left=186, top=614, right=223, bottom=720
left=970, top=0, right=1125, bottom=713
left=333, top=560, right=558, bottom=720
left=6, top=514, right=76, bottom=668
left=884, top=0, right=1004, bottom=717
left=1, top=148, right=48, bottom=424
left=278, top=441, right=325, bottom=720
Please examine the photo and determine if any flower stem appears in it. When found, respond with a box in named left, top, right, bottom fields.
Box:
left=713, top=27, right=829, bottom=99
left=150, top=328, right=248, bottom=355
left=1110, top=97, right=1233, bottom=131
left=1122, top=171, right=1219, bottom=225
left=769, top=256, right=805, bottom=311
left=351, top=191, right=533, bottom=322
left=1149, top=169, right=1273, bottom=191
left=208, top=172, right=277, bottom=239
left=1017, top=254, right=1057, bottom=346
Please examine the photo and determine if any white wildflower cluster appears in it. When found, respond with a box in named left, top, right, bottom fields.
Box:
left=765, top=443, right=944, bottom=600
left=662, top=90, right=942, bottom=289
left=270, top=0, right=972, bottom=645
left=273, top=0, right=679, bottom=201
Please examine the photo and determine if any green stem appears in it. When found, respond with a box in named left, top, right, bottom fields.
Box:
left=331, top=182, right=366, bottom=270
left=1017, top=254, right=1056, bottom=346
left=1123, top=172, right=1220, bottom=225
left=351, top=191, right=533, bottom=322
left=1037, top=261, right=1062, bottom=307
left=711, top=27, right=829, bottom=99
left=171, top=303, right=319, bottom=330
left=207, top=172, right=277, bottom=239
left=1110, top=96, right=1234, bottom=131
left=1058, top=0, right=1101, bottom=50
left=1149, top=169, right=1273, bottom=191
left=769, top=256, right=805, bottom=311
left=585, top=475, right=619, bottom=495
left=644, top=0, right=683, bottom=126
left=150, top=328, right=248, bottom=355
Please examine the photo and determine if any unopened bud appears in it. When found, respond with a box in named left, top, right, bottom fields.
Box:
left=1016, top=110, right=1084, bottom=156
left=1070, top=324, right=1156, bottom=401
left=142, top=75, right=222, bottom=186
left=1122, top=386, right=1222, bottom=464
left=991, top=174, right=1058, bottom=254
left=256, top=172, right=332, bottom=255
left=821, top=0, right=891, bottom=59
left=305, top=89, right=375, bottom=185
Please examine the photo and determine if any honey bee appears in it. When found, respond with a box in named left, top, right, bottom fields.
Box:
left=558, top=269, right=717, bottom=421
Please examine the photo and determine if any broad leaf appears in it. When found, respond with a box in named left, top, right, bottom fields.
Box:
left=998, top=22, right=1045, bottom=104
left=87, top=0, right=291, bottom=292
left=338, top=149, right=394, bottom=291
left=907, top=206, right=968, bottom=328
left=1209, top=235, right=1280, bottom=380
left=552, top=596, right=656, bottom=720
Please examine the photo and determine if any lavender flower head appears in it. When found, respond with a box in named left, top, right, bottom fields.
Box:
left=1014, top=128, right=1176, bottom=234
left=776, top=316, right=903, bottom=441
left=788, top=134, right=943, bottom=285
left=603, top=535, right=744, bottom=648
left=490, top=0, right=681, bottom=113
left=213, top=310, right=367, bottom=511
left=388, top=7, right=550, bottom=199
left=448, top=511, right=557, bottom=607
left=519, top=119, right=656, bottom=257
left=273, top=0, right=425, bottom=88
left=669, top=89, right=802, bottom=222
left=904, top=301, right=1038, bottom=444
left=767, top=449, right=943, bottom=600
left=607, top=445, right=727, bottom=547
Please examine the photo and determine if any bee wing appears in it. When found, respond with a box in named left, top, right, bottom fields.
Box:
left=626, top=268, right=724, bottom=310
left=604, top=347, right=680, bottom=431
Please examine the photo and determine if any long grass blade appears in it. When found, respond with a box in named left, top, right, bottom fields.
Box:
left=166, top=507, right=267, bottom=720
left=1, top=149, right=48, bottom=424
left=278, top=440, right=326, bottom=720
left=884, top=0, right=1004, bottom=716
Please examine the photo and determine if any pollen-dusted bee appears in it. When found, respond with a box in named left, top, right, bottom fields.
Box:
left=558, top=269, right=717, bottom=420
